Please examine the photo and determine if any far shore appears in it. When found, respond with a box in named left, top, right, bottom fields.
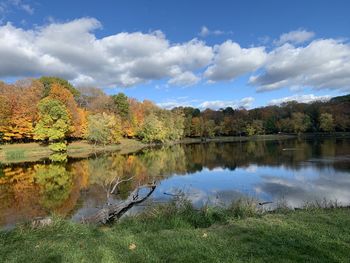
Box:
left=1, top=132, right=349, bottom=164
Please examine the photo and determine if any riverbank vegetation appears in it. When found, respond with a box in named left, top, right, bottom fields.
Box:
left=1, top=201, right=349, bottom=262
left=1, top=78, right=350, bottom=151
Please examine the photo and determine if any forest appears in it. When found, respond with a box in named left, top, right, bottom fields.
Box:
left=0, top=77, right=349, bottom=152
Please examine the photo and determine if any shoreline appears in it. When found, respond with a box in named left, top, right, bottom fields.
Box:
left=1, top=132, right=349, bottom=164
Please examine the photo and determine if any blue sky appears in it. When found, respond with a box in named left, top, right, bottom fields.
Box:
left=0, top=0, right=349, bottom=109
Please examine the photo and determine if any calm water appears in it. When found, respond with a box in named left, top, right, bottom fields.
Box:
left=1, top=138, right=350, bottom=228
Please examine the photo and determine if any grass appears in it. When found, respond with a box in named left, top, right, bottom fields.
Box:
left=0, top=139, right=146, bottom=163
left=1, top=200, right=349, bottom=263
left=0, top=135, right=287, bottom=164
left=4, top=149, right=25, bottom=161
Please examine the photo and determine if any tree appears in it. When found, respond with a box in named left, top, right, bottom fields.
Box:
left=291, top=112, right=311, bottom=134
left=190, top=117, right=204, bottom=137
left=39, top=76, right=80, bottom=99
left=203, top=120, right=216, bottom=137
left=137, top=113, right=166, bottom=143
left=0, top=80, right=43, bottom=141
left=245, top=124, right=255, bottom=136
left=319, top=113, right=334, bottom=133
left=87, top=113, right=122, bottom=145
left=48, top=83, right=86, bottom=138
left=34, top=98, right=71, bottom=151
left=161, top=109, right=185, bottom=141
left=112, top=93, right=130, bottom=119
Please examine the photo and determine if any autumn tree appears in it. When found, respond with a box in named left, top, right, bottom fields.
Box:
left=34, top=98, right=71, bottom=151
left=203, top=120, right=216, bottom=137
left=0, top=79, right=43, bottom=141
left=39, top=76, right=80, bottom=100
left=291, top=112, right=311, bottom=134
left=319, top=113, right=334, bottom=133
left=87, top=113, right=122, bottom=145
left=138, top=113, right=166, bottom=143
left=190, top=117, right=204, bottom=137
left=48, top=83, right=87, bottom=138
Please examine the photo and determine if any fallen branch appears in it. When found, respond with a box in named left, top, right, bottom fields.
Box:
left=81, top=183, right=156, bottom=225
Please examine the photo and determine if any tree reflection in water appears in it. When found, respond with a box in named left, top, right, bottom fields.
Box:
left=0, top=138, right=350, bottom=227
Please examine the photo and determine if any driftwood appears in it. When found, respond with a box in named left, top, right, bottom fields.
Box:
left=258, top=201, right=273, bottom=206
left=31, top=217, right=53, bottom=228
left=80, top=183, right=156, bottom=224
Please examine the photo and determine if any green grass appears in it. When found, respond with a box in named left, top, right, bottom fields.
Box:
left=1, top=201, right=349, bottom=263
left=4, top=149, right=25, bottom=161
left=0, top=139, right=146, bottom=163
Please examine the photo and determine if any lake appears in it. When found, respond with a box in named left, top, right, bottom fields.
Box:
left=1, top=137, right=350, bottom=228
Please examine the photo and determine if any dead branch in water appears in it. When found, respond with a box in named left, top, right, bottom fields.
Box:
left=81, top=183, right=156, bottom=225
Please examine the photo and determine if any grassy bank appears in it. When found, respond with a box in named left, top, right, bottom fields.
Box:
left=0, top=135, right=295, bottom=163
left=0, top=139, right=146, bottom=163
left=1, top=202, right=349, bottom=262
left=1, top=133, right=349, bottom=163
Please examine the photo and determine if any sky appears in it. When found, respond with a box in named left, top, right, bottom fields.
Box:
left=0, top=0, right=349, bottom=110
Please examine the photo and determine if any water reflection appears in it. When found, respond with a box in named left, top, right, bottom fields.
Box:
left=0, top=138, right=349, bottom=227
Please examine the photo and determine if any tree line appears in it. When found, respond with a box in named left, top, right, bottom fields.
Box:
left=0, top=77, right=349, bottom=152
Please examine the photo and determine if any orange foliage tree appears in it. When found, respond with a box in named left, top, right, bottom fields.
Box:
left=48, top=83, right=87, bottom=139
left=0, top=80, right=43, bottom=141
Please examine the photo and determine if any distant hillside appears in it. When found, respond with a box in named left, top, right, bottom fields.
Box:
left=330, top=94, right=350, bottom=103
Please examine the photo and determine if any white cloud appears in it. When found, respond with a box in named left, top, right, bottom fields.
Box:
left=157, top=101, right=192, bottom=109
left=0, top=18, right=214, bottom=87
left=198, top=26, right=225, bottom=37
left=268, top=94, right=331, bottom=105
left=1, top=20, right=349, bottom=94
left=157, top=97, right=254, bottom=110
left=1, top=0, right=34, bottom=18
left=168, top=71, right=200, bottom=86
left=204, top=40, right=267, bottom=82
left=199, top=26, right=210, bottom=37
left=157, top=97, right=198, bottom=109
left=274, top=29, right=315, bottom=46
left=198, top=97, right=255, bottom=110
left=250, top=39, right=350, bottom=92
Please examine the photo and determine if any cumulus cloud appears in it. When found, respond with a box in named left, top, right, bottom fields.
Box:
left=1, top=20, right=349, bottom=93
left=204, top=40, right=267, bottom=82
left=249, top=39, right=350, bottom=92
left=198, top=97, right=255, bottom=110
left=157, top=97, right=254, bottom=110
left=157, top=101, right=192, bottom=109
left=268, top=94, right=331, bottom=105
left=157, top=97, right=199, bottom=109
left=168, top=71, right=200, bottom=86
left=0, top=18, right=213, bottom=87
left=274, top=29, right=315, bottom=46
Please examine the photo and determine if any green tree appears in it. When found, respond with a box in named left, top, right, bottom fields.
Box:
left=245, top=124, right=256, bottom=136
left=319, top=113, right=334, bottom=133
left=87, top=113, right=122, bottom=145
left=112, top=93, right=130, bottom=119
left=39, top=76, right=80, bottom=99
left=162, top=109, right=185, bottom=141
left=34, top=98, right=71, bottom=151
left=252, top=120, right=264, bottom=135
left=291, top=112, right=311, bottom=134
left=203, top=120, right=216, bottom=137
left=138, top=113, right=166, bottom=143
